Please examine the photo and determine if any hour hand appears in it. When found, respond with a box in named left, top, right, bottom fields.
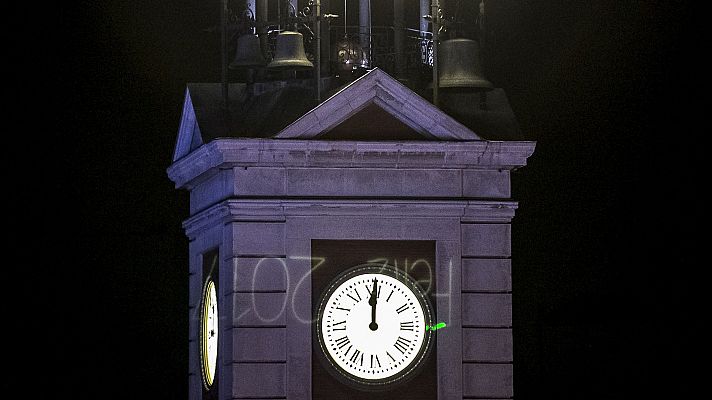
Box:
left=369, top=278, right=378, bottom=331
left=369, top=277, right=378, bottom=306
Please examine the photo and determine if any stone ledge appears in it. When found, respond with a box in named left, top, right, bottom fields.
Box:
left=167, top=138, right=536, bottom=189
left=183, top=199, right=519, bottom=237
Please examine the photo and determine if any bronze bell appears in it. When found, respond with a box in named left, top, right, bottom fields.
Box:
left=229, top=34, right=266, bottom=69
left=438, top=38, right=493, bottom=91
left=267, top=31, right=313, bottom=70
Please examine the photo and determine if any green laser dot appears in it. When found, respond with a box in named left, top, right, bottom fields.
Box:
left=427, top=322, right=447, bottom=331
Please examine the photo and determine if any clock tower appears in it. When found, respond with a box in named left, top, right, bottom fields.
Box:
left=168, top=67, right=535, bottom=399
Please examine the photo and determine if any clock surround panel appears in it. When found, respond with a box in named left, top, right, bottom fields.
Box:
left=311, top=240, right=438, bottom=399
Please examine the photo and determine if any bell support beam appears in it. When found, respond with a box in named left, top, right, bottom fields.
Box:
left=254, top=0, right=268, bottom=59
left=359, top=0, right=371, bottom=61
left=394, top=0, right=405, bottom=78
left=432, top=0, right=440, bottom=107
left=315, top=0, right=322, bottom=102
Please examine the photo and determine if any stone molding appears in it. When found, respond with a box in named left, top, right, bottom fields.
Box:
left=182, top=199, right=518, bottom=238
left=167, top=138, right=536, bottom=189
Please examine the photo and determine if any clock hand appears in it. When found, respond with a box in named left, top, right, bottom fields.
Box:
left=369, top=278, right=378, bottom=331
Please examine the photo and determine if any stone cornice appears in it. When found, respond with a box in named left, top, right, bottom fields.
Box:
left=167, top=138, right=536, bottom=189
left=183, top=199, right=519, bottom=238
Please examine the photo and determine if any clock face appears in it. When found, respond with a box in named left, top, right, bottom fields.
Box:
left=201, top=279, right=218, bottom=388
left=315, top=264, right=433, bottom=389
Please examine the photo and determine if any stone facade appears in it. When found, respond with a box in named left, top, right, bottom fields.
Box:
left=168, top=69, right=535, bottom=400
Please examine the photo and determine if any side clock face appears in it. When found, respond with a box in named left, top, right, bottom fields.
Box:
left=201, top=279, right=218, bottom=388
left=315, top=264, right=433, bottom=390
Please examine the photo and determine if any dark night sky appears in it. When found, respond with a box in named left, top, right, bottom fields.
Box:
left=56, top=1, right=699, bottom=398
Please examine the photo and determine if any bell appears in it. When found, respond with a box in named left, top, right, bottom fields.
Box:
left=229, top=34, right=266, bottom=69
left=335, top=35, right=368, bottom=72
left=267, top=31, right=313, bottom=70
left=437, top=38, right=493, bottom=91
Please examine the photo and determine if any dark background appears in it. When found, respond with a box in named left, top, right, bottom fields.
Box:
left=56, top=0, right=698, bottom=398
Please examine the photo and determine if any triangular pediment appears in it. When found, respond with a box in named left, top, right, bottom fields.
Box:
left=274, top=68, right=482, bottom=141
left=173, top=88, right=204, bottom=162
left=320, top=103, right=425, bottom=140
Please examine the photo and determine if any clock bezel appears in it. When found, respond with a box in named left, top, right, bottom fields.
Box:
left=314, top=263, right=434, bottom=391
left=200, top=277, right=218, bottom=390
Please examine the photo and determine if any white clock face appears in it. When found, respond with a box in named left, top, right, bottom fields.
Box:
left=201, top=279, right=218, bottom=388
left=316, top=265, right=433, bottom=388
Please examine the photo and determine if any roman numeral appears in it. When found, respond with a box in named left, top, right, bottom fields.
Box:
left=386, top=351, right=395, bottom=361
left=386, top=290, right=394, bottom=302
left=332, top=320, right=346, bottom=331
left=349, top=349, right=361, bottom=363
left=377, top=286, right=381, bottom=298
left=374, top=354, right=381, bottom=368
left=396, top=303, right=409, bottom=314
left=336, top=306, right=350, bottom=312
left=346, top=290, right=361, bottom=302
left=400, top=321, right=415, bottom=331
left=335, top=336, right=350, bottom=349
left=394, top=336, right=411, bottom=353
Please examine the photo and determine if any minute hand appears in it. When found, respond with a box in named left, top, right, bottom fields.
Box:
left=369, top=278, right=378, bottom=331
